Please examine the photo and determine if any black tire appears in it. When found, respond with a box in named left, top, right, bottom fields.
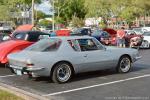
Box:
left=116, top=56, right=131, bottom=73
left=147, top=43, right=150, bottom=49
left=52, top=62, right=72, bottom=83
left=5, top=63, right=15, bottom=73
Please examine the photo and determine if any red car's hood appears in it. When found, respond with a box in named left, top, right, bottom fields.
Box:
left=0, top=40, right=32, bottom=63
left=14, top=24, right=34, bottom=32
left=0, top=40, right=29, bottom=49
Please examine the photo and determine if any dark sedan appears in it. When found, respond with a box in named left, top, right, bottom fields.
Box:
left=91, top=29, right=111, bottom=45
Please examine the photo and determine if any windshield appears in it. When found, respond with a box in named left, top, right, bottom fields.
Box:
left=143, top=32, right=150, bottom=36
left=12, top=31, right=27, bottom=40
left=24, top=38, right=62, bottom=52
left=92, top=30, right=102, bottom=36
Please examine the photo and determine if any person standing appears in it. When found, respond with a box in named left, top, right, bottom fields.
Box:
left=116, top=27, right=126, bottom=47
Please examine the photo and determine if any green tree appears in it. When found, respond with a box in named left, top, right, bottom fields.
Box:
left=85, top=0, right=111, bottom=18
left=38, top=19, right=52, bottom=26
left=35, top=10, right=46, bottom=20
left=0, top=0, right=42, bottom=25
left=0, top=5, right=10, bottom=21
left=85, top=0, right=150, bottom=28
left=71, top=16, right=84, bottom=27
left=54, top=0, right=87, bottom=26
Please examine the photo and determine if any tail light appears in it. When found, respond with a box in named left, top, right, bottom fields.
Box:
left=26, top=63, right=34, bottom=67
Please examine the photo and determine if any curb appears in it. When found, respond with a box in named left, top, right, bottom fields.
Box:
left=0, top=82, right=50, bottom=100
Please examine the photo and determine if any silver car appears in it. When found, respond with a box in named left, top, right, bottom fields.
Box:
left=8, top=36, right=141, bottom=83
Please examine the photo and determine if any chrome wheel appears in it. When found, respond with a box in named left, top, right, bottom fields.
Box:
left=117, top=56, right=131, bottom=73
left=52, top=62, right=72, bottom=83
left=141, top=40, right=150, bottom=48
left=120, top=57, right=131, bottom=72
left=57, top=64, right=71, bottom=82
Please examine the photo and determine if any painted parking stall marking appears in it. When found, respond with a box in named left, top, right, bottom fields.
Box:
left=43, top=74, right=150, bottom=96
left=0, top=74, right=16, bottom=78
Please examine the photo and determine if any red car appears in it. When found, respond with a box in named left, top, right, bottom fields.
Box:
left=104, top=28, right=143, bottom=47
left=103, top=28, right=117, bottom=45
left=15, top=24, right=34, bottom=31
left=0, top=31, right=50, bottom=64
left=125, top=31, right=143, bottom=47
left=55, top=29, right=71, bottom=36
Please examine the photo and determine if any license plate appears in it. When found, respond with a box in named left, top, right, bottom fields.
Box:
left=16, top=70, right=22, bottom=75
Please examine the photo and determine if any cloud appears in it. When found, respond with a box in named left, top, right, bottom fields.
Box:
left=36, top=0, right=52, bottom=15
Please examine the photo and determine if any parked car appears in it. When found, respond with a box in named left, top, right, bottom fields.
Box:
left=0, top=29, right=12, bottom=42
left=140, top=32, right=150, bottom=48
left=125, top=31, right=143, bottom=47
left=0, top=24, right=36, bottom=42
left=72, top=27, right=92, bottom=36
left=15, top=24, right=34, bottom=32
left=55, top=29, right=71, bottom=36
left=0, top=31, right=50, bottom=64
left=103, top=28, right=117, bottom=45
left=132, top=28, right=144, bottom=35
left=141, top=27, right=150, bottom=32
left=91, top=29, right=111, bottom=45
left=125, top=30, right=136, bottom=35
left=8, top=36, right=141, bottom=83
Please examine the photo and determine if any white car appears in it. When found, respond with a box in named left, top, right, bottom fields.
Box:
left=140, top=32, right=150, bottom=48
left=141, top=27, right=150, bottom=32
left=125, top=30, right=136, bottom=35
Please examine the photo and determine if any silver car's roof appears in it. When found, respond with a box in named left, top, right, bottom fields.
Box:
left=50, top=36, right=93, bottom=40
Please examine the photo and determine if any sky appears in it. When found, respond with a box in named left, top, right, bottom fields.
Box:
left=36, top=0, right=52, bottom=15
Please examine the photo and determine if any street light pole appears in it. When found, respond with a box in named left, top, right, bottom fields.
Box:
left=52, top=0, right=55, bottom=31
left=32, top=0, right=34, bottom=25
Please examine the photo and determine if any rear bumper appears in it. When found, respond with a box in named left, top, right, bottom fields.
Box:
left=26, top=67, right=45, bottom=71
left=9, top=64, right=45, bottom=76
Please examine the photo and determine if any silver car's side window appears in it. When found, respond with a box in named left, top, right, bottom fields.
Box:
left=77, top=39, right=99, bottom=51
left=68, top=40, right=80, bottom=51
left=25, top=39, right=61, bottom=52
left=92, top=38, right=104, bottom=50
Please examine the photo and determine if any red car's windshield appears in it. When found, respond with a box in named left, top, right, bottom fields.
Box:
left=11, top=31, right=28, bottom=40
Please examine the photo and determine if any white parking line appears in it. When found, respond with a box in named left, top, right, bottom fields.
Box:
left=43, top=74, right=150, bottom=97
left=0, top=74, right=16, bottom=78
left=98, top=77, right=108, bottom=79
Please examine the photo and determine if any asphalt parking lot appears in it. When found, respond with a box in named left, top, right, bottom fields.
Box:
left=0, top=49, right=150, bottom=100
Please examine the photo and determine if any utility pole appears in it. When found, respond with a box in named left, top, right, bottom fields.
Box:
left=32, top=0, right=34, bottom=25
left=52, top=0, right=55, bottom=31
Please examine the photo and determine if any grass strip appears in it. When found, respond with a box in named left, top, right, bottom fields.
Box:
left=0, top=89, right=24, bottom=100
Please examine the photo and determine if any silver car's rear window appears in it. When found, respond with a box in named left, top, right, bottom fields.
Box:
left=24, top=38, right=62, bottom=52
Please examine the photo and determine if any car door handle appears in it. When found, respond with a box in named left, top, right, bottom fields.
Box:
left=84, top=54, right=88, bottom=57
